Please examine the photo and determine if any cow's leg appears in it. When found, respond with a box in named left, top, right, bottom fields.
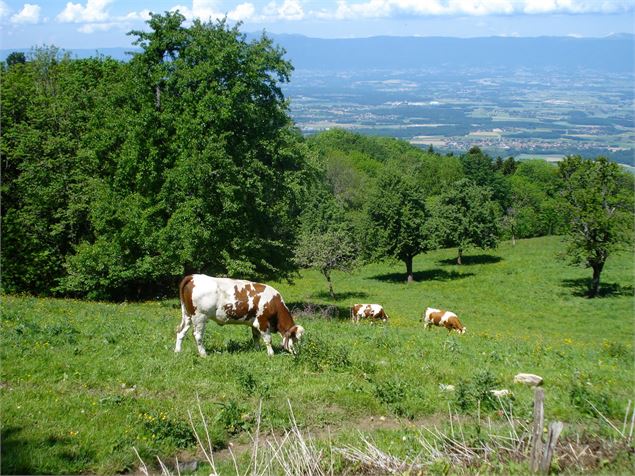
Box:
left=192, top=315, right=208, bottom=357
left=261, top=331, right=274, bottom=357
left=251, top=325, right=262, bottom=349
left=175, top=307, right=191, bottom=353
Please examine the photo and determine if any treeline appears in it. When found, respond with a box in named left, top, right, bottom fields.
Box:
left=2, top=13, right=632, bottom=300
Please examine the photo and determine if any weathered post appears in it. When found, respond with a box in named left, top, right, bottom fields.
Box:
left=530, top=387, right=545, bottom=473
left=540, top=421, right=564, bottom=474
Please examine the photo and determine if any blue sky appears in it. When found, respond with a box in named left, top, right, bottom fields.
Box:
left=1, top=0, right=634, bottom=49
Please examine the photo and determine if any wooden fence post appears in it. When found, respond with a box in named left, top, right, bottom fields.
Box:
left=530, top=387, right=545, bottom=473
left=540, top=421, right=564, bottom=474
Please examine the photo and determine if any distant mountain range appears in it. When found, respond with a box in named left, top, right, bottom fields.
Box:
left=2, top=34, right=633, bottom=72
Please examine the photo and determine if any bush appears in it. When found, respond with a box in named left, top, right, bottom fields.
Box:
left=138, top=411, right=196, bottom=448
left=454, top=369, right=502, bottom=411
left=569, top=382, right=612, bottom=417
left=294, top=334, right=351, bottom=371
left=215, top=400, right=253, bottom=436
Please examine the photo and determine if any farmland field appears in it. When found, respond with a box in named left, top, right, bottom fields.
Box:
left=2, top=236, right=634, bottom=474
left=286, top=67, right=635, bottom=165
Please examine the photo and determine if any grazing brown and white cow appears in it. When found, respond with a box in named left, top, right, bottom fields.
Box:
left=423, top=307, right=466, bottom=334
left=175, top=274, right=304, bottom=357
left=351, top=304, right=389, bottom=323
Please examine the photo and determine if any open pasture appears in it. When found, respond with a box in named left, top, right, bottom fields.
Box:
left=1, top=236, right=633, bottom=474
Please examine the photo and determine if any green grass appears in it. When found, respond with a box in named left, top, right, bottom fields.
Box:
left=2, top=236, right=634, bottom=474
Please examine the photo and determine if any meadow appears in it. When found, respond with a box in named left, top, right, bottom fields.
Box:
left=2, top=236, right=634, bottom=474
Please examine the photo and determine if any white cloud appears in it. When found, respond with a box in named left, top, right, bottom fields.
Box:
left=56, top=0, right=112, bottom=23
left=10, top=3, right=41, bottom=24
left=277, top=0, right=304, bottom=20
left=316, top=0, right=632, bottom=20
left=122, top=9, right=151, bottom=21
left=263, top=0, right=304, bottom=20
left=171, top=0, right=224, bottom=21
left=228, top=2, right=256, bottom=21
left=0, top=1, right=11, bottom=19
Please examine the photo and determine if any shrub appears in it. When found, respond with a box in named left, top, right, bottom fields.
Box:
left=569, top=382, right=612, bottom=417
left=215, top=400, right=253, bottom=436
left=294, top=334, right=351, bottom=371
left=138, top=411, right=196, bottom=448
left=454, top=369, right=502, bottom=411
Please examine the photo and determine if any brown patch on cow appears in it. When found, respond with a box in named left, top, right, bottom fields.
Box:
left=428, top=310, right=444, bottom=325
left=445, top=315, right=465, bottom=333
left=223, top=283, right=268, bottom=320
left=352, top=304, right=387, bottom=322
left=257, top=292, right=295, bottom=335
left=179, top=275, right=196, bottom=316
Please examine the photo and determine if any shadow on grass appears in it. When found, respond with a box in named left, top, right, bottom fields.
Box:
left=370, top=269, right=474, bottom=284
left=561, top=278, right=634, bottom=298
left=310, top=290, right=370, bottom=301
left=438, top=254, right=503, bottom=266
left=287, top=300, right=353, bottom=321
left=1, top=426, right=36, bottom=475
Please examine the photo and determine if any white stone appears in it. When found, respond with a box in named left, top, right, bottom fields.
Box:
left=513, top=373, right=543, bottom=386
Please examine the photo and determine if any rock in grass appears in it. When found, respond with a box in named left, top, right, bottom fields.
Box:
left=490, top=389, right=512, bottom=397
left=513, top=373, right=543, bottom=386
left=439, top=384, right=455, bottom=392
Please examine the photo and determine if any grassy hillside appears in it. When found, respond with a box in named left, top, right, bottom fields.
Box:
left=2, top=236, right=633, bottom=474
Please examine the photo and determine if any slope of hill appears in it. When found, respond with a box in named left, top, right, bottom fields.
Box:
left=2, top=236, right=633, bottom=474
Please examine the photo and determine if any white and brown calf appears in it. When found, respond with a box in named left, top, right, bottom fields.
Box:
left=351, top=304, right=389, bottom=323
left=175, top=274, right=304, bottom=357
left=423, top=307, right=466, bottom=334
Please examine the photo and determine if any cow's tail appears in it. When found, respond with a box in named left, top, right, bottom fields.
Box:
left=177, top=275, right=194, bottom=332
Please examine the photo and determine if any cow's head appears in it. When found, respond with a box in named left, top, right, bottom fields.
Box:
left=282, top=325, right=305, bottom=354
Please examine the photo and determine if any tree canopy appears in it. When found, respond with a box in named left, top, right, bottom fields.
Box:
left=429, top=178, right=502, bottom=264
left=1, top=13, right=308, bottom=299
left=558, top=156, right=634, bottom=297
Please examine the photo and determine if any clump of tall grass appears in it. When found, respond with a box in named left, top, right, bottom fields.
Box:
left=134, top=395, right=635, bottom=475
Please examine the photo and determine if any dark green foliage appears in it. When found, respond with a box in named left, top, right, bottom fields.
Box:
left=1, top=15, right=307, bottom=299
left=5, top=51, right=27, bottom=67
left=505, top=160, right=566, bottom=240
left=365, top=161, right=433, bottom=282
left=558, top=156, right=634, bottom=297
left=429, top=178, right=501, bottom=264
left=461, top=146, right=511, bottom=208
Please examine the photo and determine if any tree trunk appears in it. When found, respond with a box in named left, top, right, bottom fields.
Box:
left=325, top=271, right=336, bottom=300
left=405, top=256, right=414, bottom=283
left=589, top=262, right=604, bottom=298
left=457, top=248, right=463, bottom=265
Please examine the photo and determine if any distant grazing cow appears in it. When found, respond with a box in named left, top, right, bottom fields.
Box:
left=351, top=304, right=389, bottom=323
left=175, top=274, right=304, bottom=356
left=423, top=307, right=466, bottom=334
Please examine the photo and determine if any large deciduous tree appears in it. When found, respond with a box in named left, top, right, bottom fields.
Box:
left=558, top=156, right=634, bottom=297
left=365, top=163, right=432, bottom=283
left=430, top=178, right=501, bottom=264
left=1, top=13, right=309, bottom=299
